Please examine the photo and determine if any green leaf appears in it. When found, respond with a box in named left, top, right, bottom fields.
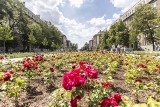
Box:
left=133, top=104, right=147, bottom=107
left=66, top=92, right=72, bottom=98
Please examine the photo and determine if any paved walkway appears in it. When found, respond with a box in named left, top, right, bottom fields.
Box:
left=1, top=58, right=25, bottom=65
left=1, top=54, right=52, bottom=65
left=1, top=53, right=160, bottom=65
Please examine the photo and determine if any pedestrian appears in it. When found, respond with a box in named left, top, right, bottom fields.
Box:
left=117, top=44, right=121, bottom=53
left=124, top=46, right=126, bottom=53
left=111, top=44, right=116, bottom=52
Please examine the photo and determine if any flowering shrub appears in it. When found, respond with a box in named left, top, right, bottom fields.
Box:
left=101, top=94, right=122, bottom=107
left=0, top=56, right=4, bottom=60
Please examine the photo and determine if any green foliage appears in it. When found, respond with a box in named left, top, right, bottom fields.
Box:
left=130, top=4, right=158, bottom=50
left=70, top=43, right=78, bottom=51
left=28, top=23, right=42, bottom=45
left=0, top=20, right=13, bottom=53
left=28, top=32, right=36, bottom=45
left=81, top=42, right=89, bottom=51
left=42, top=37, right=48, bottom=47
left=50, top=88, right=70, bottom=106
left=0, top=20, right=13, bottom=41
left=101, top=20, right=129, bottom=49
left=51, top=41, right=56, bottom=49
left=100, top=31, right=109, bottom=49
left=0, top=0, right=65, bottom=51
left=154, top=27, right=160, bottom=39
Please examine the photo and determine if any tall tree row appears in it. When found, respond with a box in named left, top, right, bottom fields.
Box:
left=0, top=0, right=63, bottom=52
left=99, top=20, right=129, bottom=50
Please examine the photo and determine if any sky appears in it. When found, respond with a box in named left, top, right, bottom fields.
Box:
left=22, top=0, right=139, bottom=49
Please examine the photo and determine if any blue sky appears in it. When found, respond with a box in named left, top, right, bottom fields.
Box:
left=22, top=0, right=139, bottom=48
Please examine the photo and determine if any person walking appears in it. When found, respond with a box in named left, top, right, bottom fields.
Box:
left=117, top=44, right=121, bottom=53
left=111, top=44, right=116, bottom=52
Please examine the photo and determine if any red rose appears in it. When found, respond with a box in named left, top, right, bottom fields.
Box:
left=102, top=82, right=112, bottom=89
left=70, top=61, right=76, bottom=64
left=85, top=68, right=98, bottom=79
left=135, top=79, right=142, bottom=83
left=3, top=70, right=8, bottom=73
left=50, top=67, right=54, bottom=72
left=110, top=98, right=118, bottom=107
left=72, top=65, right=76, bottom=69
left=62, top=73, right=75, bottom=90
left=9, top=70, right=14, bottom=74
left=70, top=98, right=77, bottom=107
left=75, top=95, right=82, bottom=100
left=3, top=73, right=11, bottom=81
left=79, top=61, right=85, bottom=66
left=101, top=99, right=110, bottom=107
left=114, top=94, right=122, bottom=102
left=33, top=63, right=38, bottom=69
left=21, top=68, right=25, bottom=72
left=154, top=68, right=159, bottom=72
left=24, top=62, right=31, bottom=68
left=75, top=75, right=86, bottom=87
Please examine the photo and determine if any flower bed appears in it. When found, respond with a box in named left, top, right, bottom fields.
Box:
left=0, top=52, right=159, bottom=107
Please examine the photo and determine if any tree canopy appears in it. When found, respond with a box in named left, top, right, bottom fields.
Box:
left=0, top=0, right=66, bottom=52
left=130, top=4, right=158, bottom=50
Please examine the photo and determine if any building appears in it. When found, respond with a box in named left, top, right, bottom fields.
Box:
left=91, top=30, right=103, bottom=50
left=25, top=8, right=41, bottom=22
left=89, top=40, right=93, bottom=51
left=67, top=40, right=71, bottom=50
left=23, top=2, right=41, bottom=23
left=62, top=35, right=67, bottom=50
left=119, top=0, right=160, bottom=51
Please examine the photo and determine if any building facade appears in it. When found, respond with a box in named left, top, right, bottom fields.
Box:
left=119, top=0, right=160, bottom=51
left=90, top=31, right=103, bottom=50
left=23, top=2, right=41, bottom=23
left=67, top=40, right=71, bottom=50
left=62, top=35, right=67, bottom=50
left=89, top=40, right=93, bottom=51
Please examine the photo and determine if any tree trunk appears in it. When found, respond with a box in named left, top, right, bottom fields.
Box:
left=3, top=41, right=5, bottom=54
left=146, top=21, right=155, bottom=51
left=29, top=45, right=31, bottom=52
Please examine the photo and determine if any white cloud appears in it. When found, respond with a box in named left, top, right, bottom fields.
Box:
left=59, top=17, right=103, bottom=48
left=68, top=0, right=85, bottom=8
left=110, top=0, right=139, bottom=13
left=113, top=13, right=120, bottom=19
left=88, top=16, right=113, bottom=26
left=22, top=0, right=113, bottom=49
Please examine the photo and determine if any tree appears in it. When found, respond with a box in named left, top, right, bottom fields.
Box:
left=100, top=31, right=109, bottom=49
left=28, top=32, right=36, bottom=52
left=42, top=37, right=48, bottom=48
left=70, top=43, right=78, bottom=51
left=51, top=41, right=56, bottom=50
left=112, top=20, right=129, bottom=46
left=0, top=21, right=13, bottom=53
left=154, top=14, right=160, bottom=40
left=129, top=29, right=139, bottom=49
left=130, top=4, right=157, bottom=50
left=28, top=23, right=42, bottom=47
left=0, top=0, right=64, bottom=51
left=103, top=20, right=129, bottom=49
left=81, top=42, right=89, bottom=51
left=0, top=0, right=8, bottom=20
